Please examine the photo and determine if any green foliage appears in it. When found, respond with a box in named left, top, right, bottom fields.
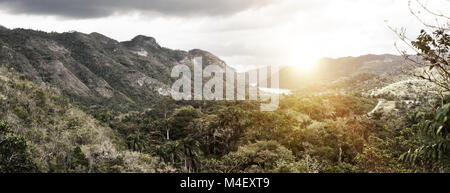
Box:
left=0, top=25, right=447, bottom=173
left=70, top=146, right=89, bottom=172
left=94, top=90, right=405, bottom=173
left=169, top=106, right=202, bottom=140
left=324, top=162, right=360, bottom=173
left=4, top=24, right=434, bottom=174
left=2, top=63, right=438, bottom=173
left=93, top=156, right=125, bottom=173
left=0, top=67, right=162, bottom=173
left=354, top=136, right=400, bottom=173
left=206, top=141, right=299, bottom=173
left=410, top=29, right=450, bottom=91
left=0, top=120, right=36, bottom=173
left=401, top=102, right=450, bottom=171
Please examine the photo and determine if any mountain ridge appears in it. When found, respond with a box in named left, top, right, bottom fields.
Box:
left=0, top=26, right=413, bottom=110
left=0, top=27, right=233, bottom=112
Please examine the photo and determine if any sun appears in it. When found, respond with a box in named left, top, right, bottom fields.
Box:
left=286, top=46, right=320, bottom=73
left=295, top=56, right=317, bottom=71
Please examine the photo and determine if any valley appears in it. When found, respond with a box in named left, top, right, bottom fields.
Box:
left=0, top=26, right=449, bottom=173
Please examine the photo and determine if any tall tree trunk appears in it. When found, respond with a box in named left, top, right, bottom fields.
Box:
left=166, top=129, right=170, bottom=140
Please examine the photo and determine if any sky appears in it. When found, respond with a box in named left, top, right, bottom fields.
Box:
left=0, top=0, right=448, bottom=71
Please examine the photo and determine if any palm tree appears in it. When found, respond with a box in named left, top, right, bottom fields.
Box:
left=180, top=136, right=201, bottom=172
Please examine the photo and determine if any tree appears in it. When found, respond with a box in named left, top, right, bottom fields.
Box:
left=211, top=141, right=299, bottom=173
left=0, top=120, right=36, bottom=173
left=355, top=136, right=400, bottom=173
left=155, top=140, right=183, bottom=166
left=126, top=132, right=148, bottom=152
left=400, top=103, right=450, bottom=172
left=390, top=0, right=449, bottom=92
left=179, top=136, right=201, bottom=172
left=169, top=106, right=201, bottom=140
left=390, top=0, right=450, bottom=171
left=70, top=146, right=89, bottom=172
left=212, top=107, right=249, bottom=154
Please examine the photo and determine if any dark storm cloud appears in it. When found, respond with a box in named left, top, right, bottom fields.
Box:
left=0, top=0, right=277, bottom=19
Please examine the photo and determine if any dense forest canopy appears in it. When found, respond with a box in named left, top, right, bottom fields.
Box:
left=0, top=0, right=449, bottom=173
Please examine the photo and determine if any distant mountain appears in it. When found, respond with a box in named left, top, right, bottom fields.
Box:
left=0, top=27, right=234, bottom=112
left=0, top=26, right=412, bottom=109
left=275, top=54, right=407, bottom=89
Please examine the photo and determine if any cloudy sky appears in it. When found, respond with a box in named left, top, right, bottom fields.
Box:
left=0, top=0, right=448, bottom=71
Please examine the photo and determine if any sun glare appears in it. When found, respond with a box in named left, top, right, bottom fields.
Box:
left=296, top=57, right=317, bottom=71
left=287, top=46, right=320, bottom=73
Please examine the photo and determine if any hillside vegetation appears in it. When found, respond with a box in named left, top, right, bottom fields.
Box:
left=0, top=67, right=169, bottom=172
left=0, top=27, right=232, bottom=112
left=0, top=26, right=449, bottom=173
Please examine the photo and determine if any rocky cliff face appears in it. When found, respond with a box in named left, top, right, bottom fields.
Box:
left=0, top=27, right=233, bottom=111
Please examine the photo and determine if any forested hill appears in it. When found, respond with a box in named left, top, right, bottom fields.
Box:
left=0, top=27, right=413, bottom=111
left=0, top=27, right=232, bottom=112
left=0, top=67, right=169, bottom=172
left=0, top=25, right=449, bottom=174
left=277, top=54, right=408, bottom=89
